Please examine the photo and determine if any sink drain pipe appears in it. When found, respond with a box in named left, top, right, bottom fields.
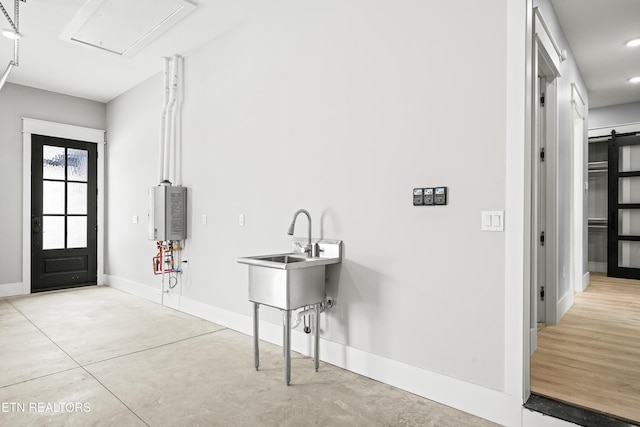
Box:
left=290, top=300, right=333, bottom=331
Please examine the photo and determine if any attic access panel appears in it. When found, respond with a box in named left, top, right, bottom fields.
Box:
left=61, top=0, right=195, bottom=57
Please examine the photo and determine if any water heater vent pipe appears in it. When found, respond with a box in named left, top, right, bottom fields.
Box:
left=163, top=56, right=177, bottom=183
left=158, top=57, right=170, bottom=183
left=174, top=55, right=183, bottom=186
left=158, top=55, right=183, bottom=185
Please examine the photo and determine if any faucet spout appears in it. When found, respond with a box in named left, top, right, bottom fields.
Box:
left=287, top=209, right=313, bottom=256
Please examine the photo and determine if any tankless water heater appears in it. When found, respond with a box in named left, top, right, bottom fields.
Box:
left=148, top=185, right=187, bottom=241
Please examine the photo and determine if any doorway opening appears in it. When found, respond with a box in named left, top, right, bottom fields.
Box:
left=530, top=8, right=561, bottom=356
left=31, top=134, right=98, bottom=293
left=21, top=118, right=105, bottom=296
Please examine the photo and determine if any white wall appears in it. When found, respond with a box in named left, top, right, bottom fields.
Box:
left=106, top=1, right=529, bottom=425
left=0, top=83, right=105, bottom=296
left=533, top=0, right=589, bottom=317
left=590, top=101, right=640, bottom=129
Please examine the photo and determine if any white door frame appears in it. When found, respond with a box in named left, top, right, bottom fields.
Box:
left=21, top=118, right=106, bottom=295
left=542, top=74, right=560, bottom=326
left=531, top=7, right=561, bottom=346
left=528, top=6, right=563, bottom=356
left=571, top=84, right=587, bottom=292
left=532, top=66, right=559, bottom=332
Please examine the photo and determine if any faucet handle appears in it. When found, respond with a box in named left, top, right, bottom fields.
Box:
left=292, top=241, right=308, bottom=254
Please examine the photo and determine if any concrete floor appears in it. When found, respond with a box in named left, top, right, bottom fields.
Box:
left=0, top=286, right=499, bottom=426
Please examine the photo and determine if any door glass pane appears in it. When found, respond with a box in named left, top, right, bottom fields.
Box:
left=619, top=145, right=640, bottom=172
left=67, top=149, right=88, bottom=182
left=67, top=216, right=87, bottom=248
left=42, top=181, right=65, bottom=214
left=43, top=146, right=65, bottom=180
left=618, top=176, right=640, bottom=204
left=618, top=209, right=640, bottom=235
left=68, top=182, right=87, bottom=214
left=42, top=216, right=65, bottom=250
left=588, top=172, right=607, bottom=219
left=619, top=241, right=640, bottom=268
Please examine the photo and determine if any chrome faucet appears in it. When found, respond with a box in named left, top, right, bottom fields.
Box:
left=287, top=209, right=314, bottom=256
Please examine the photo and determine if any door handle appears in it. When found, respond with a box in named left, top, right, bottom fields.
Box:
left=32, top=216, right=41, bottom=233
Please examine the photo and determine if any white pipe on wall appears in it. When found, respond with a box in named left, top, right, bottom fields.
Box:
left=164, top=56, right=178, bottom=183
left=175, top=56, right=184, bottom=187
left=157, top=55, right=183, bottom=185
left=169, top=55, right=178, bottom=185
left=158, top=57, right=170, bottom=183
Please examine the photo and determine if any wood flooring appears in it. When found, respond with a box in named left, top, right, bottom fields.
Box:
left=530, top=273, right=640, bottom=424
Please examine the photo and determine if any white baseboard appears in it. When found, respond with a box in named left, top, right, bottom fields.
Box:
left=581, top=272, right=590, bottom=292
left=104, top=275, right=522, bottom=426
left=106, top=275, right=162, bottom=303
left=587, top=261, right=606, bottom=273
left=556, top=290, right=574, bottom=323
left=0, top=282, right=26, bottom=297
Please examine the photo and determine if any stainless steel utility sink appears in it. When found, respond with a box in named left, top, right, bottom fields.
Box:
left=237, top=239, right=342, bottom=310
left=237, top=238, right=342, bottom=385
left=242, top=257, right=325, bottom=310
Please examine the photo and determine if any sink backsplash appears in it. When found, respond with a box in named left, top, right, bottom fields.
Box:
left=291, top=238, right=342, bottom=260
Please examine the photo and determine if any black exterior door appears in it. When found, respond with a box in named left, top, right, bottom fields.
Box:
left=608, top=133, right=640, bottom=279
left=31, top=134, right=97, bottom=292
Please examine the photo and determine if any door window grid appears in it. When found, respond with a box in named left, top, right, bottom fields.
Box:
left=41, top=145, right=89, bottom=250
left=608, top=135, right=640, bottom=279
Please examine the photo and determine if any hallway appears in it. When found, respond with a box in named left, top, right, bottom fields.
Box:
left=531, top=273, right=640, bottom=424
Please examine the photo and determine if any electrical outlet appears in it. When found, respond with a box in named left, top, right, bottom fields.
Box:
left=202, top=214, right=207, bottom=226
left=132, top=215, right=138, bottom=224
left=239, top=213, right=245, bottom=226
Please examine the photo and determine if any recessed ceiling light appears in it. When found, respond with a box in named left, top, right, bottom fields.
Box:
left=626, top=38, right=640, bottom=47
left=1, top=29, right=20, bottom=40
left=629, top=76, right=640, bottom=84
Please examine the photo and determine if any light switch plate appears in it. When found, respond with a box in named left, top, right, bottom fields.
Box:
left=481, top=211, right=504, bottom=231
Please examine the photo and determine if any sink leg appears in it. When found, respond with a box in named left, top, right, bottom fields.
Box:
left=284, top=310, right=291, bottom=385
left=314, top=303, right=320, bottom=372
left=254, top=303, right=259, bottom=371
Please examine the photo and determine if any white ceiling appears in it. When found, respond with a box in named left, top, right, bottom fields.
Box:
left=550, top=0, right=640, bottom=108
left=1, top=1, right=639, bottom=107
left=0, top=0, right=270, bottom=103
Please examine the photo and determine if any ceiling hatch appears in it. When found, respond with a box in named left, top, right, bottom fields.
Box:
left=61, top=0, right=196, bottom=57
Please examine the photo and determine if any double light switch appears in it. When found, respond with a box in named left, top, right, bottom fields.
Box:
left=481, top=211, right=504, bottom=231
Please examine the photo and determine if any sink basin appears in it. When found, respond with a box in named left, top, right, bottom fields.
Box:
left=241, top=254, right=308, bottom=267
left=259, top=255, right=306, bottom=264
left=246, top=262, right=325, bottom=310
left=237, top=239, right=342, bottom=310
left=237, top=251, right=341, bottom=271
